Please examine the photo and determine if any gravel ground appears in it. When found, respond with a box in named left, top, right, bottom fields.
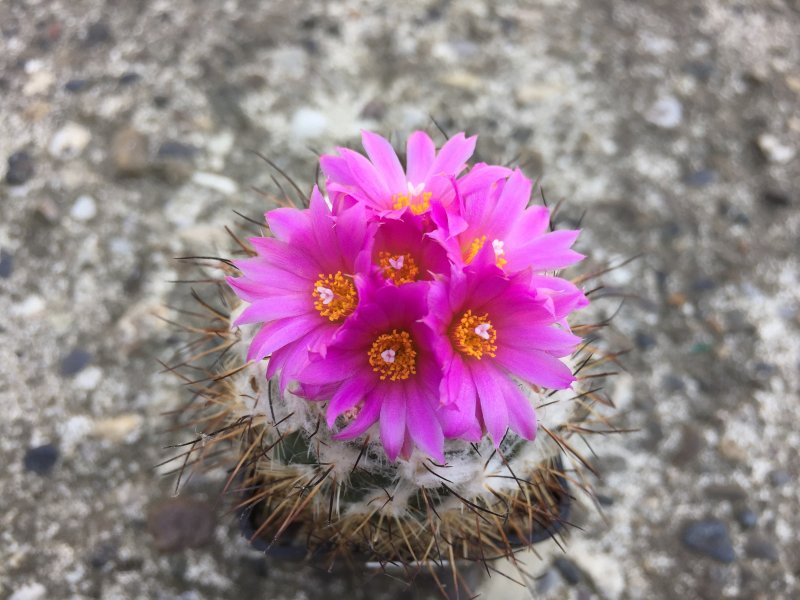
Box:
left=2, top=1, right=799, bottom=598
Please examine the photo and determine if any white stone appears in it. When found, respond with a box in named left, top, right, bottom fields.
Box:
left=290, top=107, right=328, bottom=140
left=49, top=123, right=92, bottom=159
left=92, top=413, right=143, bottom=442
left=645, top=96, right=683, bottom=129
left=11, top=295, right=45, bottom=317
left=207, top=130, right=235, bottom=157
left=70, top=195, right=97, bottom=221
left=757, top=133, right=796, bottom=164
left=23, top=70, right=55, bottom=96
left=9, top=583, right=47, bottom=600
left=191, top=171, right=239, bottom=196
left=73, top=366, right=103, bottom=390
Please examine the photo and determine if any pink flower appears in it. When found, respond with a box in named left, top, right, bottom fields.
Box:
left=227, top=187, right=373, bottom=390
left=297, top=283, right=447, bottom=462
left=321, top=130, right=476, bottom=217
left=425, top=247, right=586, bottom=446
left=370, top=210, right=450, bottom=286
left=432, top=167, right=584, bottom=274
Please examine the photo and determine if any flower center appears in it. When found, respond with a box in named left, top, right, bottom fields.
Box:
left=451, top=310, right=497, bottom=359
left=392, top=181, right=432, bottom=215
left=368, top=329, right=417, bottom=381
left=464, top=235, right=507, bottom=267
left=312, top=271, right=358, bottom=322
left=377, top=251, right=419, bottom=285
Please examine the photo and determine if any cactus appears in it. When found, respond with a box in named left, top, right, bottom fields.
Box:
left=163, top=130, right=619, bottom=594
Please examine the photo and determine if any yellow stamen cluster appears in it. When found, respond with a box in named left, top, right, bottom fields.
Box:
left=312, top=271, right=358, bottom=322
left=451, top=310, right=497, bottom=359
left=377, top=252, right=419, bottom=285
left=464, top=236, right=507, bottom=267
left=368, top=329, right=417, bottom=381
left=392, top=191, right=432, bottom=215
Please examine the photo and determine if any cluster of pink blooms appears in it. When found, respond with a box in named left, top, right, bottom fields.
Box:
left=228, top=131, right=587, bottom=463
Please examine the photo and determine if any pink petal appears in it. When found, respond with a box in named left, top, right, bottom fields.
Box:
left=320, top=154, right=356, bottom=187
left=470, top=361, right=509, bottom=446
left=234, top=296, right=312, bottom=325
left=266, top=207, right=310, bottom=243
left=379, top=385, right=406, bottom=461
left=338, top=148, right=391, bottom=206
left=326, top=375, right=377, bottom=427
left=333, top=393, right=381, bottom=440
left=494, top=345, right=575, bottom=389
left=429, top=133, right=477, bottom=178
left=495, top=376, right=537, bottom=441
left=246, top=315, right=318, bottom=362
left=513, top=230, right=584, bottom=271
left=361, top=131, right=406, bottom=192
left=406, top=386, right=445, bottom=463
left=406, top=131, right=436, bottom=184
left=296, top=348, right=363, bottom=385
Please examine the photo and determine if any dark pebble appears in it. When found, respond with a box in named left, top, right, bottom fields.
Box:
left=153, top=95, right=170, bottom=108
left=24, top=444, right=59, bottom=475
left=670, top=424, right=704, bottom=467
left=360, top=99, right=387, bottom=120
left=536, top=568, right=560, bottom=595
left=84, top=21, right=113, bottom=46
left=634, top=331, right=656, bottom=351
left=553, top=557, right=582, bottom=585
left=5, top=150, right=34, bottom=185
left=684, top=169, right=716, bottom=187
left=118, top=71, right=141, bottom=86
left=736, top=508, right=758, bottom=529
left=0, top=249, right=13, bottom=279
left=243, top=555, right=269, bottom=578
left=691, top=277, right=716, bottom=292
left=762, top=190, right=791, bottom=208
left=147, top=497, right=216, bottom=552
left=681, top=519, right=736, bottom=563
left=88, top=542, right=118, bottom=569
left=156, top=141, right=196, bottom=159
left=683, top=61, right=714, bottom=82
left=64, top=79, right=91, bottom=93
left=662, top=374, right=686, bottom=393
left=745, top=535, right=778, bottom=561
left=60, top=349, right=92, bottom=376
left=768, top=469, right=790, bottom=486
left=703, top=483, right=747, bottom=501
left=596, top=493, right=614, bottom=506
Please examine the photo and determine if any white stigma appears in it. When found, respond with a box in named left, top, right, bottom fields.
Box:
left=388, top=255, right=405, bottom=270
left=492, top=239, right=505, bottom=256
left=474, top=323, right=492, bottom=340
left=316, top=286, right=334, bottom=305
left=408, top=181, right=425, bottom=197
left=381, top=349, right=396, bottom=363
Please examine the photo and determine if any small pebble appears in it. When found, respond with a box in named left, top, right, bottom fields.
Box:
left=744, top=535, right=778, bottom=561
left=757, top=134, right=795, bottom=164
left=736, top=508, right=758, bottom=529
left=64, top=79, right=91, bottom=93
left=118, top=71, right=141, bottom=85
left=147, top=497, right=216, bottom=552
left=11, top=295, right=46, bottom=317
left=111, top=127, right=149, bottom=175
left=645, top=95, right=683, bottom=129
left=84, top=21, right=113, bottom=46
left=24, top=444, right=59, bottom=475
left=9, top=582, right=47, bottom=600
left=703, top=483, right=747, bottom=501
left=536, top=568, right=561, bottom=595
left=762, top=190, right=791, bottom=208
left=70, top=195, right=97, bottom=221
left=49, top=122, right=91, bottom=160
left=0, top=249, right=13, bottom=278
left=554, top=557, right=582, bottom=585
left=157, top=141, right=196, bottom=159
left=191, top=171, right=239, bottom=196
left=634, top=331, right=656, bottom=351
left=291, top=107, right=328, bottom=139
left=680, top=519, right=736, bottom=563
left=6, top=151, right=35, bottom=185
left=684, top=169, right=716, bottom=187
left=60, top=349, right=92, bottom=376
left=74, top=366, right=103, bottom=391
left=768, top=469, right=790, bottom=487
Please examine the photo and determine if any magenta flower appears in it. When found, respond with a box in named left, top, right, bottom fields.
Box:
left=432, top=167, right=584, bottom=274
left=227, top=187, right=373, bottom=390
left=370, top=209, right=450, bottom=286
left=425, top=248, right=586, bottom=446
left=297, top=283, right=447, bottom=462
left=321, top=130, right=476, bottom=217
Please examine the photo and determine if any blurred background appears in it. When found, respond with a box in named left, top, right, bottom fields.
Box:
left=1, top=1, right=799, bottom=598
